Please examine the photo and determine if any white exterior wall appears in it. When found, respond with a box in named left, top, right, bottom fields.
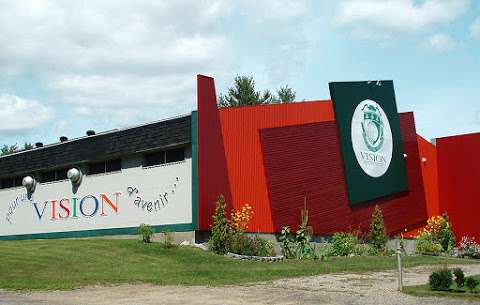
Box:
left=0, top=153, right=192, bottom=238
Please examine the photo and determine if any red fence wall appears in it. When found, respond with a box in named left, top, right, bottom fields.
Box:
left=260, top=113, right=428, bottom=235
left=437, top=132, right=480, bottom=241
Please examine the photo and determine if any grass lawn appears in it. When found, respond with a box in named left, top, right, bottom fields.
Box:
left=404, top=275, right=480, bottom=300
left=0, top=239, right=476, bottom=290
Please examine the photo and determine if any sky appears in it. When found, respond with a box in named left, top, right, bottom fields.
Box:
left=0, top=0, right=479, bottom=147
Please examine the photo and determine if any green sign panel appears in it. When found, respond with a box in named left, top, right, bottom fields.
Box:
left=329, top=81, right=408, bottom=205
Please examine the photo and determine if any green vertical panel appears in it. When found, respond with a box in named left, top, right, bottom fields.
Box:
left=191, top=111, right=199, bottom=229
left=329, top=81, right=408, bottom=205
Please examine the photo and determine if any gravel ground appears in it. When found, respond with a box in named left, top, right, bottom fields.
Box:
left=1, top=264, right=480, bottom=305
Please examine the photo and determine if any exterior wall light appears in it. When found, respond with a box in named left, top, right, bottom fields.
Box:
left=22, top=176, right=36, bottom=195
left=67, top=168, right=83, bottom=188
left=403, top=153, right=407, bottom=159
left=421, top=157, right=427, bottom=163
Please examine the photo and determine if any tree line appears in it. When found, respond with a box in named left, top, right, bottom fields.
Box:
left=218, top=75, right=296, bottom=108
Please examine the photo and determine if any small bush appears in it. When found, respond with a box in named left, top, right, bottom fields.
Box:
left=457, top=236, right=480, bottom=258
left=466, top=277, right=478, bottom=292
left=429, top=268, right=452, bottom=291
left=453, top=268, right=465, bottom=288
left=415, top=230, right=443, bottom=255
left=208, top=195, right=231, bottom=254
left=138, top=223, right=154, bottom=243
left=230, top=234, right=275, bottom=257
left=330, top=232, right=358, bottom=256
left=369, top=205, right=388, bottom=254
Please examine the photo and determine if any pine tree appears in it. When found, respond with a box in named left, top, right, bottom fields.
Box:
left=370, top=205, right=388, bottom=253
left=277, top=85, right=296, bottom=103
left=218, top=75, right=297, bottom=108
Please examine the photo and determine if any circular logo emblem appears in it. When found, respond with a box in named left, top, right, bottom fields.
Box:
left=351, top=99, right=393, bottom=178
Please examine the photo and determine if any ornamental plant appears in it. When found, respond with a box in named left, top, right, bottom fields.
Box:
left=231, top=204, right=253, bottom=234
left=426, top=215, right=455, bottom=252
left=330, top=232, right=358, bottom=256
left=369, top=205, right=388, bottom=254
left=138, top=223, right=153, bottom=243
left=457, top=236, right=480, bottom=258
left=208, top=195, right=231, bottom=254
left=466, top=277, right=478, bottom=292
left=415, top=215, right=455, bottom=254
left=278, top=206, right=317, bottom=259
left=453, top=268, right=465, bottom=288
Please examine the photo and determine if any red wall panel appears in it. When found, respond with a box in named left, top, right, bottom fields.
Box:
left=197, top=75, right=233, bottom=230
left=260, top=113, right=428, bottom=235
left=417, top=135, right=439, bottom=217
left=437, top=132, right=480, bottom=242
left=218, top=102, right=335, bottom=232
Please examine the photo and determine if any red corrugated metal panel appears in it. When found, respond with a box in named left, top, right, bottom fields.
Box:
left=417, top=135, right=439, bottom=217
left=218, top=102, right=335, bottom=232
left=260, top=112, right=428, bottom=235
left=437, top=132, right=480, bottom=242
left=197, top=75, right=233, bottom=230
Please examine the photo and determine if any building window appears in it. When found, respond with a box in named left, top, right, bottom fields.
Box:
left=41, top=168, right=70, bottom=183
left=144, top=151, right=166, bottom=167
left=0, top=177, right=14, bottom=189
left=166, top=147, right=185, bottom=163
left=88, top=161, right=106, bottom=175
left=41, top=170, right=56, bottom=183
left=106, top=159, right=122, bottom=172
left=88, top=159, right=122, bottom=175
left=143, top=147, right=185, bottom=167
left=1, top=175, right=26, bottom=189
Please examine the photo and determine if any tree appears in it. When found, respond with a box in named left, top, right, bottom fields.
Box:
left=24, top=143, right=34, bottom=150
left=218, top=75, right=296, bottom=108
left=1, top=144, right=18, bottom=156
left=277, top=85, right=296, bottom=103
left=370, top=205, right=388, bottom=254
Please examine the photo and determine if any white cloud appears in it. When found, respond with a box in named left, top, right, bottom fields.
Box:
left=0, top=93, right=53, bottom=133
left=471, top=18, right=480, bottom=39
left=423, top=33, right=456, bottom=52
left=334, top=0, right=469, bottom=37
left=0, top=0, right=233, bottom=123
left=242, top=0, right=308, bottom=20
left=0, top=0, right=311, bottom=131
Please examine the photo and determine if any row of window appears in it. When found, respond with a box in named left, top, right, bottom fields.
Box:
left=0, top=147, right=186, bottom=190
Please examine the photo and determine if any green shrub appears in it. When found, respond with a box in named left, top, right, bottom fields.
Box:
left=330, top=232, right=358, bottom=256
left=466, top=277, right=478, bottom=292
left=429, top=268, right=452, bottom=291
left=279, top=226, right=294, bottom=258
left=138, top=223, right=153, bottom=243
left=230, top=234, right=275, bottom=257
left=369, top=205, right=388, bottom=254
left=415, top=230, right=443, bottom=255
left=278, top=206, right=316, bottom=260
left=438, top=214, right=455, bottom=252
left=208, top=195, right=231, bottom=254
left=453, top=268, right=465, bottom=288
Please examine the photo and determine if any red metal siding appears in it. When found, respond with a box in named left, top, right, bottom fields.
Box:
left=260, top=112, right=428, bottom=235
left=218, top=102, right=335, bottom=232
left=197, top=75, right=233, bottom=230
left=417, top=135, right=439, bottom=217
left=437, top=132, right=480, bottom=242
